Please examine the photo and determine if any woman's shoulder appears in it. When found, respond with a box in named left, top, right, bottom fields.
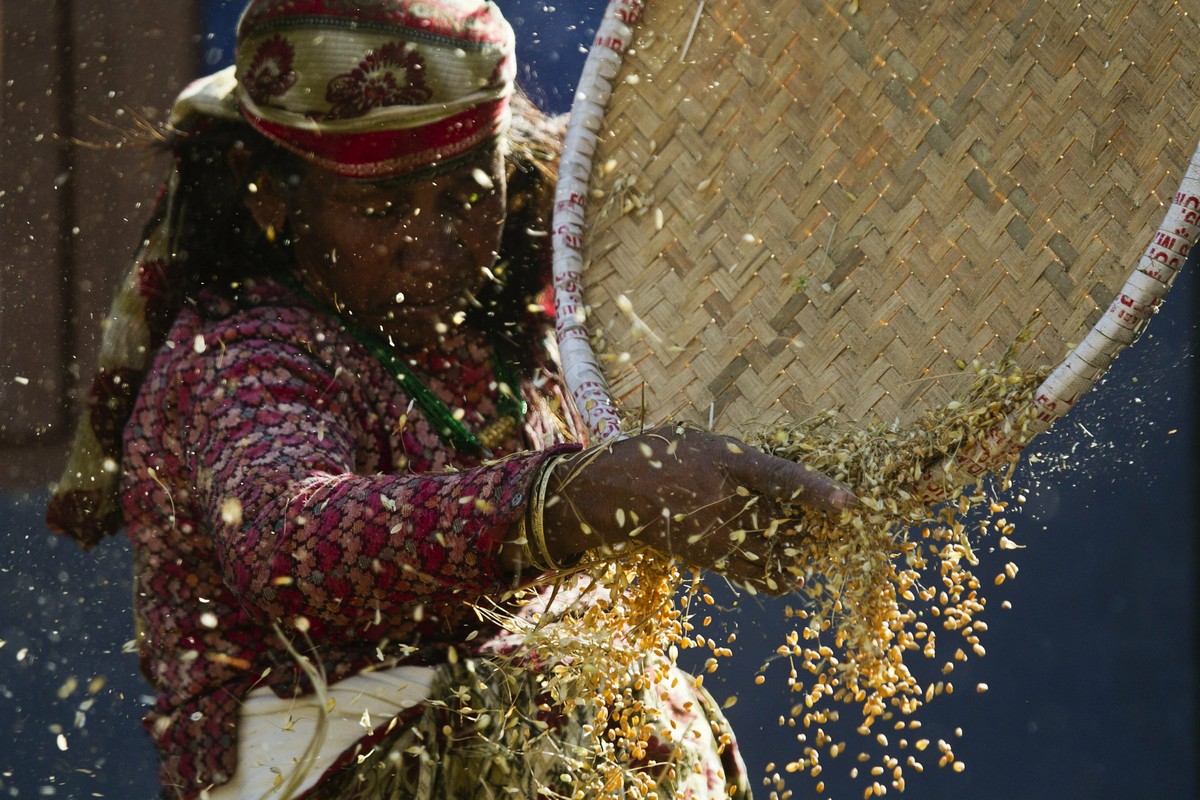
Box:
left=172, top=275, right=342, bottom=348
left=152, top=275, right=364, bottom=383
left=189, top=274, right=304, bottom=324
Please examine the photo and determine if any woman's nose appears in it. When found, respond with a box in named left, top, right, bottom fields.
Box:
left=389, top=213, right=462, bottom=271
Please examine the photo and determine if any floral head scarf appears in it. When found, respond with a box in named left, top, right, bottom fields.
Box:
left=46, top=0, right=521, bottom=547
left=235, top=0, right=516, bottom=177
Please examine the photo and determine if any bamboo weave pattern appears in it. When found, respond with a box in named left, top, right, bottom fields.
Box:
left=574, top=0, right=1199, bottom=434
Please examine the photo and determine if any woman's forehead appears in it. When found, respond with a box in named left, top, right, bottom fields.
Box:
left=306, top=145, right=502, bottom=200
left=359, top=145, right=503, bottom=190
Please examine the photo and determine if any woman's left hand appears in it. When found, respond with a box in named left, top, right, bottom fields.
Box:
left=533, top=426, right=857, bottom=594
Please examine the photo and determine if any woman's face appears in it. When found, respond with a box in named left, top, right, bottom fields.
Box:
left=279, top=146, right=507, bottom=348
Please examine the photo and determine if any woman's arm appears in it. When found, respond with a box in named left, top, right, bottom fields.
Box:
left=500, top=425, right=856, bottom=592
left=167, top=328, right=574, bottom=639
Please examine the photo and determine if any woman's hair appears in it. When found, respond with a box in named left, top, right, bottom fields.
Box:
left=166, top=90, right=563, bottom=350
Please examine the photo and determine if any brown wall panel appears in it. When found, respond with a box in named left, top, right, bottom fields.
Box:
left=1, top=1, right=71, bottom=468
left=0, top=0, right=198, bottom=488
left=68, top=0, right=199, bottom=391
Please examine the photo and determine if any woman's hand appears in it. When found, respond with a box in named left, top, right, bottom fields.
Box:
left=539, top=426, right=857, bottom=593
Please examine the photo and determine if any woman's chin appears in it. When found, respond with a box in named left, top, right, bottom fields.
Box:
left=368, top=305, right=472, bottom=347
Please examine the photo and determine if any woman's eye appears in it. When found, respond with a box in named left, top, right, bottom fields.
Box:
left=357, top=202, right=396, bottom=220
left=448, top=191, right=482, bottom=214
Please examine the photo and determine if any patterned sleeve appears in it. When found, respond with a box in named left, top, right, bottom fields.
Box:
left=168, top=328, right=572, bottom=640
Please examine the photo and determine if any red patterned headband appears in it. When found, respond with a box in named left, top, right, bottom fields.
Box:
left=233, top=0, right=516, bottom=177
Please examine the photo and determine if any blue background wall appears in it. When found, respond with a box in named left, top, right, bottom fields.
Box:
left=1, top=2, right=1194, bottom=797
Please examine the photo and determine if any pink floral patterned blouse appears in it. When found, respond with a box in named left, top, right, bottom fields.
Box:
left=120, top=277, right=578, bottom=796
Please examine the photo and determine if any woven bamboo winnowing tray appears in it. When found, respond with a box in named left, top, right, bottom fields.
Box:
left=552, top=0, right=1199, bottom=485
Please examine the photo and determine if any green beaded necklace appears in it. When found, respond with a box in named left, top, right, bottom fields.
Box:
left=282, top=274, right=526, bottom=458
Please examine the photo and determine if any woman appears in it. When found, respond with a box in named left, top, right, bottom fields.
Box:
left=46, top=1, right=855, bottom=798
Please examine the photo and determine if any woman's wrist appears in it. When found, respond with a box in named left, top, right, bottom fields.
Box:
left=524, top=453, right=564, bottom=570
left=502, top=451, right=586, bottom=574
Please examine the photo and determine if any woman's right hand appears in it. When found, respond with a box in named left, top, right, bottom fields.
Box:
left=538, top=426, right=857, bottom=593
